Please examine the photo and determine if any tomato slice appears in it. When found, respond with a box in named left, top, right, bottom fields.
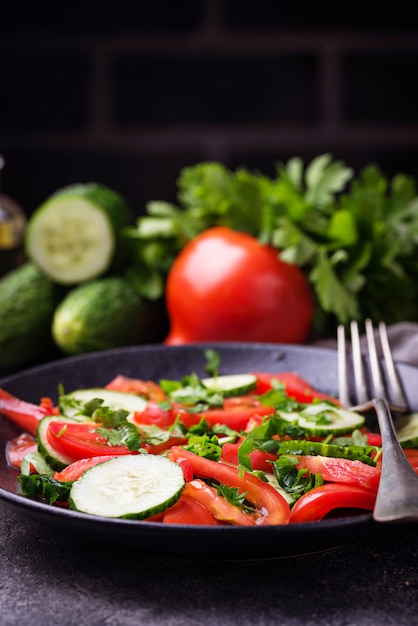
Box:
left=6, top=432, right=38, bottom=469
left=289, top=483, right=376, bottom=523
left=168, top=446, right=290, bottom=525
left=0, top=388, right=57, bottom=436
left=53, top=455, right=121, bottom=482
left=173, top=396, right=275, bottom=431
left=105, top=376, right=167, bottom=403
left=131, top=401, right=176, bottom=429
left=252, top=372, right=339, bottom=405
left=46, top=421, right=131, bottom=461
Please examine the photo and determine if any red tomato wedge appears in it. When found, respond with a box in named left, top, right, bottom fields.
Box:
left=252, top=372, right=339, bottom=405
left=169, top=446, right=290, bottom=525
left=46, top=421, right=132, bottom=461
left=289, top=483, right=376, bottom=523
left=0, top=388, right=58, bottom=436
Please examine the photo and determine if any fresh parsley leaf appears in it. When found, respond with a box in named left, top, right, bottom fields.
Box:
left=214, top=483, right=256, bottom=514
left=92, top=407, right=130, bottom=428
left=97, top=424, right=143, bottom=451
left=204, top=348, right=221, bottom=378
left=272, top=455, right=323, bottom=498
left=139, top=424, right=171, bottom=446
left=19, top=474, right=72, bottom=505
left=185, top=435, right=221, bottom=461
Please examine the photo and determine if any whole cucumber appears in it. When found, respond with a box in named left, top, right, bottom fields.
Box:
left=0, top=262, right=65, bottom=372
left=52, top=275, right=167, bottom=355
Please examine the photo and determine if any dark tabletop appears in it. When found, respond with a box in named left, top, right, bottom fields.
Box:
left=1, top=503, right=418, bottom=626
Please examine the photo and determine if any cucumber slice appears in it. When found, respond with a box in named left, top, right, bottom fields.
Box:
left=277, top=439, right=376, bottom=466
left=278, top=403, right=365, bottom=437
left=69, top=454, right=185, bottom=519
left=200, top=374, right=257, bottom=397
left=396, top=413, right=418, bottom=448
left=37, top=416, right=89, bottom=470
left=25, top=183, right=130, bottom=285
left=59, top=388, right=147, bottom=419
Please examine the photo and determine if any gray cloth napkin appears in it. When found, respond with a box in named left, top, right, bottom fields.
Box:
left=313, top=322, right=418, bottom=368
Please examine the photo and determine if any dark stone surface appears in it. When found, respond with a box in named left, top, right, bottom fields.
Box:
left=1, top=503, right=418, bottom=626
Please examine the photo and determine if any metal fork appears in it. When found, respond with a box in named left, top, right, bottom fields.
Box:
left=337, top=319, right=418, bottom=523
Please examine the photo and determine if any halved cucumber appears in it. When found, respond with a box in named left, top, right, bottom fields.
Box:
left=25, top=183, right=131, bottom=285
left=59, top=388, right=148, bottom=419
left=396, top=413, right=418, bottom=448
left=278, top=403, right=365, bottom=437
left=69, top=454, right=185, bottom=519
left=37, top=416, right=89, bottom=471
left=200, top=374, right=257, bottom=397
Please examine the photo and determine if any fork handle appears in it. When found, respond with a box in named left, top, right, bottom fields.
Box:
left=373, top=398, right=418, bottom=523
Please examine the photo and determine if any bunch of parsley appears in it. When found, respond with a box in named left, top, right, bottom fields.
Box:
left=123, top=154, right=418, bottom=336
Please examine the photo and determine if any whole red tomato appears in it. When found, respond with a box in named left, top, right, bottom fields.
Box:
left=164, top=226, right=313, bottom=345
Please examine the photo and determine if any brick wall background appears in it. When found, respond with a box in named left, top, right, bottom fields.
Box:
left=1, top=0, right=418, bottom=218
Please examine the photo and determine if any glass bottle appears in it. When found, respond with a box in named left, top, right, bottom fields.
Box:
left=0, top=155, right=27, bottom=277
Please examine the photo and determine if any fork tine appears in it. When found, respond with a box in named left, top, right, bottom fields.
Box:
left=365, top=318, right=386, bottom=398
left=378, top=321, right=409, bottom=410
left=350, top=320, right=368, bottom=405
left=337, top=324, right=351, bottom=407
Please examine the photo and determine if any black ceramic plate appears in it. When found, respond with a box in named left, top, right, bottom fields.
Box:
left=1, top=342, right=417, bottom=560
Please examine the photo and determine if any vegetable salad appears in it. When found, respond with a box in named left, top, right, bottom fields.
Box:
left=2, top=350, right=418, bottom=525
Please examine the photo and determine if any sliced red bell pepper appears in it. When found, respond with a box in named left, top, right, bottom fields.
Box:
left=289, top=483, right=376, bottom=523
left=168, top=446, right=290, bottom=525
left=169, top=456, right=194, bottom=482
left=0, top=388, right=58, bottom=436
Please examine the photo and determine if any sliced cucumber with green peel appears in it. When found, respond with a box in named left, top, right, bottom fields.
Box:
left=278, top=403, right=365, bottom=437
left=396, top=413, right=418, bottom=448
left=37, top=416, right=90, bottom=470
left=59, top=388, right=148, bottom=419
left=277, top=439, right=376, bottom=466
left=69, top=454, right=185, bottom=519
left=25, top=183, right=131, bottom=285
left=200, top=374, right=257, bottom=397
